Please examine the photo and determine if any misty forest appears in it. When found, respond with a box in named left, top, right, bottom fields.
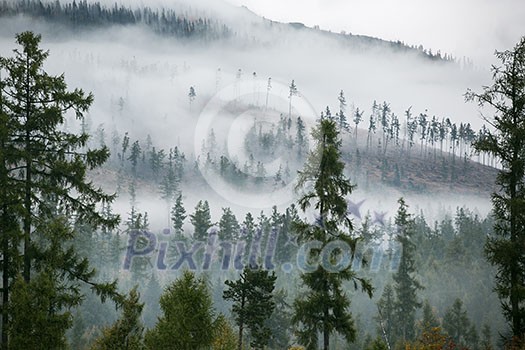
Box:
left=0, top=1, right=524, bottom=349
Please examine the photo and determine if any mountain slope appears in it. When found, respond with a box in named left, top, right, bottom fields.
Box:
left=0, top=0, right=451, bottom=61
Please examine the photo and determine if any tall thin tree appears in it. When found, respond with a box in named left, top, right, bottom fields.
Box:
left=292, top=117, right=372, bottom=350
left=465, top=36, right=525, bottom=341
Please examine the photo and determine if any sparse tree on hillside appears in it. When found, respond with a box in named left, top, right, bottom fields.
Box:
left=288, top=79, right=298, bottom=118
left=121, top=132, right=130, bottom=164
left=337, top=90, right=350, bottom=133
left=367, top=102, right=378, bottom=150
left=265, top=77, right=272, bottom=111
left=128, top=140, right=142, bottom=176
left=296, top=116, right=307, bottom=157
left=353, top=107, right=363, bottom=141
left=188, top=86, right=196, bottom=110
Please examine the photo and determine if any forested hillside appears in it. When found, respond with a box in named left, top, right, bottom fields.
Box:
left=0, top=1, right=523, bottom=349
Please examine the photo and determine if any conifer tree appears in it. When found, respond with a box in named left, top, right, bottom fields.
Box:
left=0, top=31, right=119, bottom=346
left=188, top=86, right=196, bottom=110
left=337, top=90, right=350, bottom=133
left=288, top=79, right=298, bottom=118
left=392, top=198, right=423, bottom=343
left=91, top=288, right=144, bottom=350
left=353, top=107, right=363, bottom=140
left=145, top=271, right=215, bottom=350
left=292, top=117, right=372, bottom=350
left=190, top=200, right=213, bottom=240
left=219, top=207, right=240, bottom=241
left=223, top=265, right=276, bottom=350
left=465, top=36, right=525, bottom=340
left=128, top=140, right=141, bottom=176
left=171, top=193, right=186, bottom=239
left=419, top=300, right=440, bottom=331
left=296, top=116, right=307, bottom=158
left=442, top=298, right=471, bottom=347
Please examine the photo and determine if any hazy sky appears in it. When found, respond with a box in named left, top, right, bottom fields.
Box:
left=224, top=0, right=525, bottom=66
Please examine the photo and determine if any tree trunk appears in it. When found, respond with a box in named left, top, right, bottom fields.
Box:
left=1, top=207, right=8, bottom=349
left=510, top=148, right=521, bottom=336
left=23, top=54, right=32, bottom=283
left=323, top=309, right=329, bottom=350
left=237, top=293, right=245, bottom=350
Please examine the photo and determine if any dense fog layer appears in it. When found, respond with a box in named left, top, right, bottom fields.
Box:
left=0, top=7, right=494, bottom=230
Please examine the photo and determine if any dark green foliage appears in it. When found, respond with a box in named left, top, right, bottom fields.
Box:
left=145, top=271, right=215, bottom=350
left=0, top=31, right=120, bottom=347
left=0, top=0, right=232, bottom=40
left=190, top=200, right=213, bottom=241
left=393, top=198, right=423, bottom=342
left=442, top=298, right=472, bottom=347
left=292, top=117, right=372, bottom=350
left=159, top=150, right=180, bottom=205
left=128, top=140, right=142, bottom=175
left=466, top=36, right=525, bottom=339
left=365, top=336, right=389, bottom=350
left=171, top=193, right=186, bottom=239
left=419, top=300, right=440, bottom=332
left=219, top=207, right=240, bottom=241
left=142, top=274, right=162, bottom=329
left=91, top=287, right=144, bottom=350
left=266, top=289, right=292, bottom=349
left=223, top=266, right=277, bottom=350
left=8, top=273, right=72, bottom=350
left=296, top=116, right=307, bottom=157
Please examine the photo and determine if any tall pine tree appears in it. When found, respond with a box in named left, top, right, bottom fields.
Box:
left=0, top=31, right=119, bottom=347
left=466, top=36, right=525, bottom=340
left=392, top=198, right=423, bottom=344
left=292, top=117, right=372, bottom=350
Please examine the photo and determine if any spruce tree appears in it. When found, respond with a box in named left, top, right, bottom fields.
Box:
left=419, top=300, right=440, bottom=331
left=128, top=140, right=141, bottom=176
left=337, top=90, right=350, bottom=133
left=171, top=193, right=186, bottom=239
left=219, top=207, right=240, bottom=241
left=288, top=80, right=298, bottom=118
left=223, top=265, right=276, bottom=350
left=190, top=200, right=212, bottom=241
left=392, top=198, right=423, bottom=343
left=292, top=117, right=372, bottom=350
left=442, top=298, right=471, bottom=347
left=91, top=288, right=145, bottom=350
left=0, top=31, right=119, bottom=346
left=465, top=36, right=525, bottom=340
left=144, top=271, right=215, bottom=350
